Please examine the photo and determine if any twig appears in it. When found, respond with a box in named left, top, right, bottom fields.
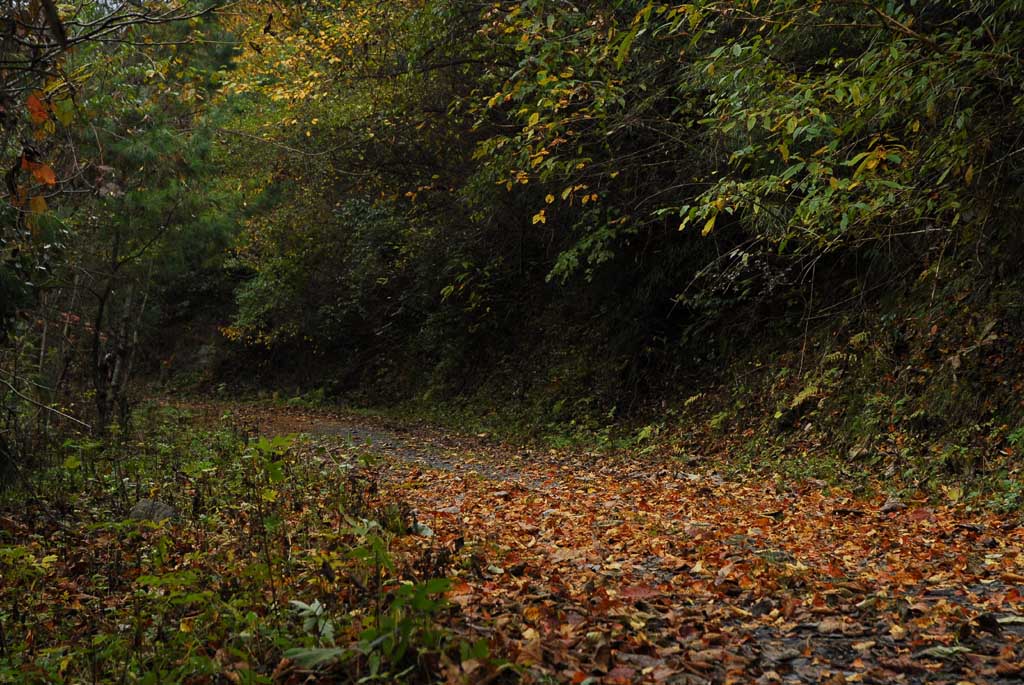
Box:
left=0, top=378, right=92, bottom=430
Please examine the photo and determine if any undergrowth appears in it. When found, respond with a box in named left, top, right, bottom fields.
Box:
left=0, top=404, right=484, bottom=683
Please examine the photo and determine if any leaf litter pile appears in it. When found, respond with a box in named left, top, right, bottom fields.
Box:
left=2, top=402, right=1023, bottom=684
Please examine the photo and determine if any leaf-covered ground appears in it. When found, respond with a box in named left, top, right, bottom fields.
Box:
left=3, top=401, right=1023, bottom=684
left=202, top=402, right=1024, bottom=684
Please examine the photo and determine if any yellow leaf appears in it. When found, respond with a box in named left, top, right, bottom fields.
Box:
left=941, top=484, right=963, bottom=503
left=964, top=164, right=974, bottom=186
left=702, top=214, right=716, bottom=236
left=713, top=196, right=726, bottom=211
left=528, top=112, right=540, bottom=127
left=29, top=195, right=47, bottom=214
left=545, top=194, right=554, bottom=204
left=532, top=209, right=546, bottom=224
left=850, top=83, right=862, bottom=105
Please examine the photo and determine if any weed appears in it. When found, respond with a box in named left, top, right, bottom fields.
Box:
left=0, top=403, right=458, bottom=683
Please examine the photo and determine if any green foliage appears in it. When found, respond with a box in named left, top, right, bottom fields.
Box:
left=285, top=576, right=453, bottom=678
left=0, top=404, right=459, bottom=683
left=8, top=1, right=1024, bottom=512
left=191, top=1, right=1017, bottom=420
left=0, top=1, right=223, bottom=343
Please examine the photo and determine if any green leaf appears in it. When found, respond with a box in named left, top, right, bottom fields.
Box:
left=421, top=577, right=452, bottom=594
left=914, top=645, right=971, bottom=660
left=283, top=647, right=346, bottom=668
left=265, top=460, right=284, bottom=483
left=616, top=28, right=638, bottom=68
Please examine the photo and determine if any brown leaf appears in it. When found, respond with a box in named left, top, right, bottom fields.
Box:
left=620, top=585, right=660, bottom=600
left=550, top=547, right=582, bottom=563
left=605, top=665, right=637, bottom=683
left=817, top=616, right=845, bottom=634
left=817, top=617, right=865, bottom=635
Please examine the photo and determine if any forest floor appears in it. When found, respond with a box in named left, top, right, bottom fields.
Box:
left=189, top=401, right=1024, bottom=684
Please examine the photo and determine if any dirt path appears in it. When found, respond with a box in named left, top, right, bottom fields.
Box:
left=188, top=402, right=1024, bottom=683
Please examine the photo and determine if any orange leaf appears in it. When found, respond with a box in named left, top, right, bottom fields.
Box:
left=26, top=93, right=49, bottom=125
left=30, top=162, right=57, bottom=186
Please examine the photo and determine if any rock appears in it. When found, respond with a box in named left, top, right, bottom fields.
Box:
left=129, top=499, right=177, bottom=522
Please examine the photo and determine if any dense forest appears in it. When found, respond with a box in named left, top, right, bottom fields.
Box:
left=4, top=0, right=1024, bottom=472
left=3, top=1, right=1024, bottom=683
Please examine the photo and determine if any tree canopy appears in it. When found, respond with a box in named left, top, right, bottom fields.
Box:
left=3, top=0, right=1024, bottom=459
